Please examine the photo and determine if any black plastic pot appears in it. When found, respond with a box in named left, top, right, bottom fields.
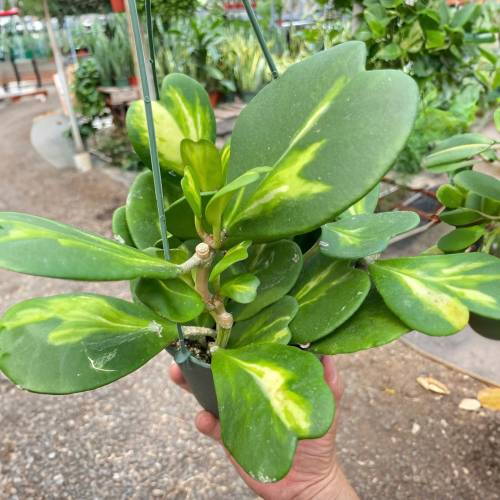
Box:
left=167, top=347, right=219, bottom=417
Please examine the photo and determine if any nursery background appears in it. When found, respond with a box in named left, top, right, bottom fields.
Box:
left=0, top=0, right=499, bottom=498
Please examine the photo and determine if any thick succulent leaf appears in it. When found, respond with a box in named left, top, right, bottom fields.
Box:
left=206, top=167, right=271, bottom=236
left=226, top=42, right=418, bottom=241
left=454, top=170, right=500, bottom=203
left=436, top=184, right=466, bottom=209
left=437, top=226, right=485, bottom=253
left=370, top=253, right=500, bottom=336
left=290, top=254, right=371, bottom=344
left=112, top=206, right=135, bottom=247
left=126, top=74, right=215, bottom=175
left=439, top=208, right=486, bottom=226
left=469, top=313, right=500, bottom=341
left=212, top=344, right=335, bottom=482
left=134, top=278, right=204, bottom=322
left=340, top=184, right=380, bottom=218
left=220, top=273, right=260, bottom=304
left=0, top=294, right=177, bottom=394
left=310, top=292, right=410, bottom=354
left=165, top=193, right=214, bottom=239
left=181, top=165, right=202, bottom=219
left=181, top=139, right=224, bottom=191
left=422, top=133, right=494, bottom=170
left=0, top=212, right=180, bottom=281
left=126, top=170, right=170, bottom=250
left=320, top=212, right=420, bottom=259
left=228, top=296, right=298, bottom=348
left=209, top=241, right=251, bottom=283
left=425, top=160, right=475, bottom=174
left=228, top=240, right=303, bottom=321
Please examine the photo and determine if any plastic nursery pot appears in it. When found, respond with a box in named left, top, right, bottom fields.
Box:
left=167, top=346, right=219, bottom=417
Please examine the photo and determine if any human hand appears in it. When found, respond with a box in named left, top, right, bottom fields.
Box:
left=169, top=356, right=358, bottom=500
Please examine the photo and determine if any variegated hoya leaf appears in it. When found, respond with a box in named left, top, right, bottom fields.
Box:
left=320, top=211, right=420, bottom=260
left=290, top=254, right=371, bottom=344
left=370, top=253, right=500, bottom=336
left=112, top=206, right=135, bottom=247
left=0, top=212, right=180, bottom=281
left=126, top=73, right=216, bottom=175
left=0, top=294, right=177, bottom=394
left=165, top=193, right=214, bottom=240
left=228, top=240, right=303, bottom=321
left=340, top=184, right=380, bottom=218
left=225, top=42, right=418, bottom=241
left=181, top=139, right=224, bottom=191
left=220, top=273, right=260, bottom=304
left=209, top=241, right=252, bottom=283
left=212, top=344, right=335, bottom=482
left=181, top=165, right=203, bottom=219
left=310, top=291, right=410, bottom=354
left=228, top=296, right=298, bottom=349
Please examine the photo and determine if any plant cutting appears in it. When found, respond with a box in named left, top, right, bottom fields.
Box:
left=1, top=40, right=499, bottom=483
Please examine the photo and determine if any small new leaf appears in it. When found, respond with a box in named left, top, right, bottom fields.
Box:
left=220, top=273, right=260, bottom=304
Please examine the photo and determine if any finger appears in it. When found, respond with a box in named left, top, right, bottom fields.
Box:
left=322, top=356, right=344, bottom=402
left=195, top=411, right=221, bottom=442
left=168, top=363, right=192, bottom=394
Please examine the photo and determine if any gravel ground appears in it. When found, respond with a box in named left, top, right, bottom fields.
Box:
left=0, top=94, right=499, bottom=500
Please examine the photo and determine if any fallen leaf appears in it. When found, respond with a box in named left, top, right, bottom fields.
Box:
left=459, top=398, right=481, bottom=412
left=478, top=387, right=500, bottom=411
left=384, top=388, right=396, bottom=395
left=416, top=376, right=450, bottom=395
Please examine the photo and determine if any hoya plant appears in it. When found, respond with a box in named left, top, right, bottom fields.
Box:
left=1, top=42, right=499, bottom=482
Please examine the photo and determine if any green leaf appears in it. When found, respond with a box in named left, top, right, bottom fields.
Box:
left=290, top=254, right=370, bottom=344
left=212, top=344, right=334, bottom=482
left=437, top=226, right=485, bottom=253
left=181, top=165, right=202, bottom=219
left=209, top=241, right=252, bottom=283
left=320, top=212, right=420, bottom=259
left=126, top=73, right=216, bottom=175
left=181, top=139, right=224, bottom=191
left=0, top=212, right=180, bottom=281
left=165, top=193, right=213, bottom=240
left=134, top=278, right=204, bottom=323
left=340, top=184, right=380, bottom=218
left=228, top=240, right=303, bottom=321
left=370, top=253, right=500, bottom=336
left=126, top=170, right=168, bottom=250
left=436, top=184, right=466, bottom=209
left=112, top=206, right=135, bottom=247
left=220, top=273, right=260, bottom=304
left=426, top=160, right=475, bottom=174
left=494, top=108, right=500, bottom=132
left=374, top=43, right=402, bottom=61
left=454, top=170, right=500, bottom=203
left=310, top=292, right=410, bottom=354
left=226, top=42, right=418, bottom=241
left=0, top=294, right=177, bottom=394
left=228, top=296, right=298, bottom=348
left=439, top=208, right=486, bottom=226
left=206, top=167, right=272, bottom=236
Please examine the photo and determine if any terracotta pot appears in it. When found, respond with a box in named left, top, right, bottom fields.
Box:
left=110, top=0, right=125, bottom=13
left=167, top=347, right=219, bottom=417
left=129, top=75, right=138, bottom=87
left=209, top=90, right=221, bottom=108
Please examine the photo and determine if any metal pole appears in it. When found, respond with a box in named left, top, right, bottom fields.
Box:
left=145, top=0, right=159, bottom=100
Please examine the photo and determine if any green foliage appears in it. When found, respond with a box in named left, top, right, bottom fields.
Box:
left=1, top=47, right=499, bottom=483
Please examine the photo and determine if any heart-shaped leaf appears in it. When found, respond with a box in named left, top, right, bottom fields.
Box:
left=181, top=139, right=224, bottom=191
left=181, top=165, right=202, bottom=219
left=112, top=206, right=135, bottom=247
left=0, top=294, right=177, bottom=394
left=437, top=226, right=485, bottom=253
left=290, top=254, right=371, bottom=344
left=126, top=74, right=216, bottom=175
left=228, top=240, right=303, bottom=321
left=339, top=184, right=380, bottom=218
left=370, top=253, right=500, bottom=336
left=436, top=184, right=466, bottom=209
left=209, top=241, right=252, bottom=283
left=134, top=278, right=204, bottom=322
left=225, top=42, right=418, bottom=241
left=310, top=291, right=410, bottom=354
left=220, top=273, right=260, bottom=304
left=0, top=212, right=180, bottom=281
left=228, top=296, right=298, bottom=348
left=212, top=344, right=335, bottom=482
left=454, top=170, right=500, bottom=203
left=320, top=211, right=420, bottom=260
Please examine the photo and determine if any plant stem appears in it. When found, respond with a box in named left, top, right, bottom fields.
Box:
left=215, top=313, right=234, bottom=348
left=182, top=326, right=217, bottom=338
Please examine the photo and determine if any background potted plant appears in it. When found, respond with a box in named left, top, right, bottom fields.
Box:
left=1, top=42, right=499, bottom=483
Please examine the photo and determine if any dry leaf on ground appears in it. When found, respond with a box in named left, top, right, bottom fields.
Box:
left=416, top=376, right=450, bottom=395
left=459, top=398, right=481, bottom=411
left=477, top=387, right=500, bottom=411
